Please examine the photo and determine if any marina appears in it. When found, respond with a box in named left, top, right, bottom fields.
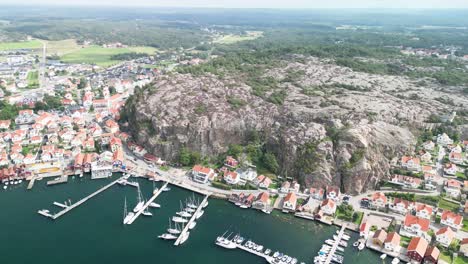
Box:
left=173, top=194, right=210, bottom=246
left=315, top=225, right=348, bottom=264
left=215, top=232, right=304, bottom=264
left=125, top=181, right=169, bottom=225
left=38, top=174, right=130, bottom=220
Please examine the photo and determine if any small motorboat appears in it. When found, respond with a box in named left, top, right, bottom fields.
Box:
left=353, top=241, right=359, bottom=247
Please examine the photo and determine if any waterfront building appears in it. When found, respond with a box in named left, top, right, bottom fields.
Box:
left=320, top=198, right=336, bottom=216
left=372, top=229, right=387, bottom=247
left=359, top=222, right=369, bottom=239
left=406, top=237, right=428, bottom=263
left=423, top=246, right=440, bottom=264
left=252, top=192, right=269, bottom=211
left=282, top=192, right=297, bottom=212
left=191, top=165, right=215, bottom=184
left=91, top=160, right=113, bottom=179
left=384, top=232, right=401, bottom=253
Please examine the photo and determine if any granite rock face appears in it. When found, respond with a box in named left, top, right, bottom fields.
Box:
left=126, top=57, right=467, bottom=194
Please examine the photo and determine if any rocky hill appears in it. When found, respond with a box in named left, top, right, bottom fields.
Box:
left=124, top=56, right=468, bottom=194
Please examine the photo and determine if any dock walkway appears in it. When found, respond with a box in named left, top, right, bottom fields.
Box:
left=174, top=194, right=209, bottom=246
left=39, top=175, right=129, bottom=220
left=324, top=224, right=346, bottom=264
left=126, top=182, right=168, bottom=225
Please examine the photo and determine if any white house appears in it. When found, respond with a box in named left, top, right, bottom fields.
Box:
left=401, top=156, right=421, bottom=171
left=435, top=226, right=455, bottom=248
left=320, top=199, right=336, bottom=216
left=283, top=192, right=297, bottom=212
left=444, top=163, right=458, bottom=176
left=384, top=232, right=401, bottom=253
left=224, top=171, right=240, bottom=185
left=401, top=214, right=430, bottom=238
left=440, top=210, right=463, bottom=230
left=422, top=141, right=435, bottom=151
left=415, top=204, right=433, bottom=220
left=192, top=165, right=215, bottom=184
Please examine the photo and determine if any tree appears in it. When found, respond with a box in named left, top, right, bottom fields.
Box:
left=179, top=147, right=191, bottom=166
left=263, top=152, right=279, bottom=174
left=227, top=144, right=243, bottom=159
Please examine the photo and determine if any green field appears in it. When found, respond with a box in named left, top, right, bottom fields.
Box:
left=438, top=199, right=460, bottom=211
left=60, top=45, right=158, bottom=67
left=0, top=40, right=42, bottom=50
left=213, top=31, right=263, bottom=44
left=27, top=71, right=39, bottom=88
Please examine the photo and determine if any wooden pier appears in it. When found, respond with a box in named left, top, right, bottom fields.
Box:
left=126, top=182, right=169, bottom=225
left=38, top=175, right=128, bottom=220
left=324, top=224, right=346, bottom=264
left=174, top=194, right=209, bottom=246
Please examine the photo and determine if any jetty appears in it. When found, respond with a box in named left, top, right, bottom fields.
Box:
left=126, top=181, right=169, bottom=225
left=47, top=175, right=68, bottom=186
left=324, top=225, right=346, bottom=264
left=27, top=178, right=36, bottom=190
left=38, top=175, right=129, bottom=220
left=174, top=194, right=209, bottom=246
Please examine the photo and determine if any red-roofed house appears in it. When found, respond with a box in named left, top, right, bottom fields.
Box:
left=401, top=156, right=421, bottom=171
left=326, top=186, right=340, bottom=201
left=449, top=152, right=463, bottom=164
left=105, top=119, right=119, bottom=134
left=444, top=163, right=458, bottom=176
left=436, top=226, right=455, bottom=247
left=224, top=156, right=239, bottom=168
left=441, top=210, right=463, bottom=230
left=389, top=198, right=415, bottom=215
left=372, top=229, right=387, bottom=247
left=110, top=137, right=122, bottom=152
left=407, top=237, right=428, bottom=263
left=401, top=214, right=430, bottom=238
left=360, top=222, right=369, bottom=239
left=0, top=120, right=11, bottom=130
left=444, top=179, right=462, bottom=198
left=252, top=192, right=270, bottom=211
left=283, top=192, right=297, bottom=212
left=384, top=232, right=401, bottom=253
left=415, top=204, right=433, bottom=219
left=424, top=246, right=440, bottom=264
left=371, top=192, right=387, bottom=208
left=224, top=171, right=240, bottom=185
left=309, top=187, right=325, bottom=200
left=191, top=165, right=215, bottom=184
left=320, top=198, right=336, bottom=215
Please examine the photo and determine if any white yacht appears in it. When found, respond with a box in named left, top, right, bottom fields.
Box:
left=167, top=219, right=181, bottom=235
left=158, top=233, right=177, bottom=240
left=149, top=202, right=160, bottom=208
left=142, top=204, right=152, bottom=216
left=196, top=210, right=204, bottom=219
left=162, top=186, right=171, bottom=192
left=188, top=221, right=196, bottom=229
left=172, top=216, right=188, bottom=223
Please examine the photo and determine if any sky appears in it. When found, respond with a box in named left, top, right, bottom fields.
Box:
left=0, top=0, right=468, bottom=8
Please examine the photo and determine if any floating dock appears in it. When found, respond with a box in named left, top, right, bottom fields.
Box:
left=323, top=225, right=346, bottom=264
left=174, top=194, right=209, bottom=246
left=38, top=175, right=129, bottom=220
left=47, top=175, right=68, bottom=186
left=126, top=182, right=169, bottom=225
left=27, top=178, right=36, bottom=190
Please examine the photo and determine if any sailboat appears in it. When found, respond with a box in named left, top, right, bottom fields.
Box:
left=123, top=197, right=135, bottom=224
left=142, top=201, right=153, bottom=216
left=177, top=201, right=192, bottom=218
left=167, top=218, right=181, bottom=235
left=133, top=185, right=145, bottom=213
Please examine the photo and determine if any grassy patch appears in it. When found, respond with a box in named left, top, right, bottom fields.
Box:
left=353, top=211, right=364, bottom=225
left=400, top=236, right=411, bottom=247
left=0, top=40, right=42, bottom=50
left=213, top=31, right=263, bottom=44
left=27, top=71, right=39, bottom=88
left=440, top=252, right=451, bottom=263
left=454, top=256, right=468, bottom=264
left=60, top=45, right=157, bottom=67
left=463, top=218, right=468, bottom=232
left=438, top=199, right=460, bottom=211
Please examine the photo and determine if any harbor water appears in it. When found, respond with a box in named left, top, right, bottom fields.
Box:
left=0, top=175, right=386, bottom=264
